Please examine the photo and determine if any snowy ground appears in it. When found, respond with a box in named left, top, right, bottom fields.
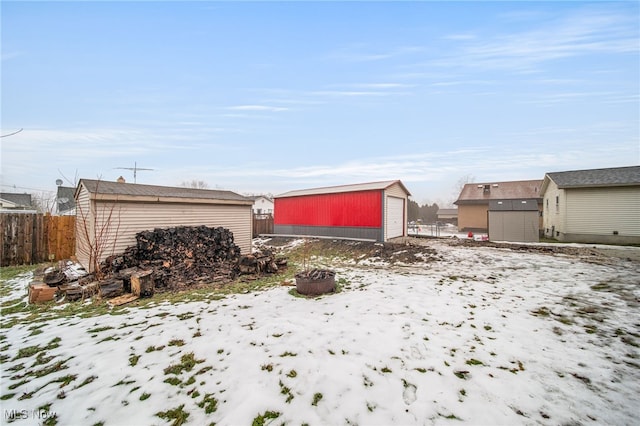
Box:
left=1, top=238, right=639, bottom=426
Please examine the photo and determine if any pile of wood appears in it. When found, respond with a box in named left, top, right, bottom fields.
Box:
left=102, top=226, right=248, bottom=291
left=29, top=225, right=286, bottom=304
left=238, top=248, right=287, bottom=275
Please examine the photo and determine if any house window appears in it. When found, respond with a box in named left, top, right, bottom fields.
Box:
left=555, top=196, right=559, bottom=213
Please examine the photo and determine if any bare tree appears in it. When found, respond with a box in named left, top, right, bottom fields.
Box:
left=58, top=169, right=79, bottom=187
left=75, top=179, right=122, bottom=280
left=180, top=180, right=210, bottom=189
left=31, top=191, right=57, bottom=214
left=450, top=174, right=475, bottom=206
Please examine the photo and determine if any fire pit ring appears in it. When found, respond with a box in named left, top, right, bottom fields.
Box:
left=294, top=270, right=336, bottom=296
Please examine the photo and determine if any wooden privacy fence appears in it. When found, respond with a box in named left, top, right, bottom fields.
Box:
left=0, top=213, right=76, bottom=267
left=253, top=213, right=274, bottom=236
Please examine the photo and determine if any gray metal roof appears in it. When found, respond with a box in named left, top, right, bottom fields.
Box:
left=489, top=199, right=539, bottom=211
left=77, top=179, right=251, bottom=202
left=546, top=166, right=640, bottom=188
left=276, top=180, right=411, bottom=198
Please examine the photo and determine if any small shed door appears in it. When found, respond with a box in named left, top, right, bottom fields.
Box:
left=386, top=196, right=404, bottom=239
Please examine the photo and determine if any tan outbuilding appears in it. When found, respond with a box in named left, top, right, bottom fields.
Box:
left=74, top=179, right=253, bottom=272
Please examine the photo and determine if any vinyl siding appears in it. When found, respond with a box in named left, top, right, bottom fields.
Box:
left=75, top=186, right=93, bottom=270
left=77, top=198, right=252, bottom=270
left=542, top=180, right=566, bottom=237
left=566, top=187, right=640, bottom=236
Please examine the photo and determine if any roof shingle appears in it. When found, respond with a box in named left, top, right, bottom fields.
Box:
left=77, top=179, right=250, bottom=202
left=546, top=166, right=640, bottom=188
left=455, top=180, right=542, bottom=205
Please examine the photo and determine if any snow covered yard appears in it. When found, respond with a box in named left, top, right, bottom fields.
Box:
left=1, top=239, right=639, bottom=426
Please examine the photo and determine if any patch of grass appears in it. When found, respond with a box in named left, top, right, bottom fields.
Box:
left=454, top=370, right=469, bottom=379
left=531, top=307, right=551, bottom=317
left=466, top=359, right=484, bottom=366
left=195, top=366, right=213, bottom=375
left=87, top=326, right=114, bottom=334
left=146, top=345, right=165, bottom=353
left=0, top=264, right=38, bottom=282
left=555, top=316, right=574, bottom=325
left=176, top=312, right=195, bottom=321
left=156, top=404, right=189, bottom=426
left=129, top=354, right=140, bottom=367
left=380, top=366, right=392, bottom=373
left=440, top=413, right=462, bottom=420
left=197, top=393, right=218, bottom=414
left=13, top=337, right=61, bottom=360
left=98, top=335, right=118, bottom=343
left=584, top=325, right=598, bottom=334
left=140, top=392, right=151, bottom=401
left=286, top=369, right=297, bottom=378
left=164, top=352, right=204, bottom=375
left=252, top=410, right=281, bottom=426
left=169, top=339, right=185, bottom=347
left=591, top=282, right=611, bottom=291
left=311, top=392, right=323, bottom=406
left=164, top=377, right=182, bottom=386
left=261, top=364, right=273, bottom=372
left=279, top=380, right=294, bottom=403
left=279, top=351, right=297, bottom=357
left=33, top=358, right=70, bottom=378
left=113, top=378, right=136, bottom=387
left=1, top=393, right=15, bottom=400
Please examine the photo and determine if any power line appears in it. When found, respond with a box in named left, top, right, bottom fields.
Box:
left=0, top=128, right=23, bottom=138
left=1, top=183, right=55, bottom=193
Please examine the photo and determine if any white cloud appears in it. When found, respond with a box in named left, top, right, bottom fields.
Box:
left=432, top=8, right=638, bottom=72
left=227, top=105, right=289, bottom=112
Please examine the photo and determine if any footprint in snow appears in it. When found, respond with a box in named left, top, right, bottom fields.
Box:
left=403, top=380, right=417, bottom=405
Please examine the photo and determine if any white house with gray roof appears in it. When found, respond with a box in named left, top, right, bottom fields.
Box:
left=540, top=166, right=640, bottom=244
left=74, top=178, right=254, bottom=271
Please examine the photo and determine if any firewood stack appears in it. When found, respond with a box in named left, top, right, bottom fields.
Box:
left=102, top=226, right=244, bottom=291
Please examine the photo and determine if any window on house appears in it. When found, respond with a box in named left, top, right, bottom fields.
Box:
left=555, top=196, right=559, bottom=213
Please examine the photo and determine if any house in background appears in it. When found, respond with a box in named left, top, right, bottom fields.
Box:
left=0, top=193, right=34, bottom=211
left=541, top=166, right=640, bottom=244
left=247, top=195, right=274, bottom=215
left=436, top=208, right=458, bottom=225
left=454, top=180, right=543, bottom=232
left=274, top=180, right=411, bottom=242
left=56, top=186, right=77, bottom=216
left=74, top=178, right=254, bottom=271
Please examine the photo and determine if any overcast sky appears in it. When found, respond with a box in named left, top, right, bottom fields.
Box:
left=2, top=1, right=638, bottom=205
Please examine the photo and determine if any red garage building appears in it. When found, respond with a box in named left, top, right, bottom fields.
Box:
left=274, top=180, right=411, bottom=241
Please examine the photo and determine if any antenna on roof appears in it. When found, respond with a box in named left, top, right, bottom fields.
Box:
left=114, top=162, right=154, bottom=183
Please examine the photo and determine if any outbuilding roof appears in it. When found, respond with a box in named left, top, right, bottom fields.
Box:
left=76, top=179, right=252, bottom=204
left=544, top=166, right=640, bottom=189
left=0, top=193, right=33, bottom=208
left=276, top=180, right=411, bottom=198
left=455, top=180, right=542, bottom=205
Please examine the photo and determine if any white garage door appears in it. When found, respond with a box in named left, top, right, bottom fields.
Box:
left=386, top=196, right=404, bottom=239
